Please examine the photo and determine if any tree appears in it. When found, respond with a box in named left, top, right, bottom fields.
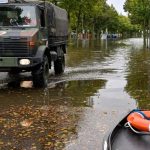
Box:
left=48, top=0, right=138, bottom=39
left=124, top=0, right=150, bottom=47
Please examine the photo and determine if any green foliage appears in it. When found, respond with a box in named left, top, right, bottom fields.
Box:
left=124, top=0, right=150, bottom=45
left=49, top=0, right=138, bottom=37
left=124, top=0, right=150, bottom=27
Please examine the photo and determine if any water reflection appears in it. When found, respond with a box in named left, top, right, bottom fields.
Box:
left=0, top=80, right=106, bottom=107
left=0, top=79, right=106, bottom=149
left=125, top=47, right=150, bottom=109
left=67, top=40, right=121, bottom=68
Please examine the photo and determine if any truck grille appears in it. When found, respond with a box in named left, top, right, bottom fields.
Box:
left=0, top=38, right=29, bottom=56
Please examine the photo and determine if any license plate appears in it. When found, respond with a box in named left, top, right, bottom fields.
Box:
left=0, top=57, right=18, bottom=67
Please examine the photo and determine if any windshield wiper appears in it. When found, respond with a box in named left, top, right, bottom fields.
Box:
left=9, top=26, right=26, bottom=30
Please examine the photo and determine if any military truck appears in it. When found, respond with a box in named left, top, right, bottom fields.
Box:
left=0, top=0, right=68, bottom=87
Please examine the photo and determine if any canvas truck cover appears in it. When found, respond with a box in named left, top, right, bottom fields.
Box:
left=46, top=3, right=68, bottom=37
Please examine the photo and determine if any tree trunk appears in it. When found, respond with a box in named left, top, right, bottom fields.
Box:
left=143, top=19, right=147, bottom=47
left=76, top=5, right=82, bottom=40
left=149, top=19, right=150, bottom=49
left=92, top=18, right=95, bottom=40
left=146, top=29, right=148, bottom=48
left=143, top=29, right=146, bottom=47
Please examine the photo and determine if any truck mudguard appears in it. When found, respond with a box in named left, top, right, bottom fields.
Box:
left=35, top=45, right=48, bottom=59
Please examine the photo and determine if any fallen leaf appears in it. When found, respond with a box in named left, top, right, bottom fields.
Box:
left=20, top=119, right=33, bottom=127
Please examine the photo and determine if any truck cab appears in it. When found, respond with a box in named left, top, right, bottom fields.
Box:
left=0, top=0, right=68, bottom=87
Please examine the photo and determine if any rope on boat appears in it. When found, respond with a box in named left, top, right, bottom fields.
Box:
left=124, top=122, right=150, bottom=135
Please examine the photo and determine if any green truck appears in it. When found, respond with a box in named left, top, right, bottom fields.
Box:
left=0, top=0, right=68, bottom=87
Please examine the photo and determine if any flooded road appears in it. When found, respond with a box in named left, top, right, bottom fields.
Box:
left=0, top=38, right=148, bottom=149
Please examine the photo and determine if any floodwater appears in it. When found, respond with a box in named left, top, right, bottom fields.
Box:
left=0, top=38, right=149, bottom=149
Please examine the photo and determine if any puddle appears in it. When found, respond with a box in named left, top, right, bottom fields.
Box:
left=0, top=79, right=106, bottom=149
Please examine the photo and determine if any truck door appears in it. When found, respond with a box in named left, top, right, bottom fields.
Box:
left=39, top=8, right=48, bottom=46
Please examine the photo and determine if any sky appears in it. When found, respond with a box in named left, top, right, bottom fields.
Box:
left=107, top=0, right=127, bottom=16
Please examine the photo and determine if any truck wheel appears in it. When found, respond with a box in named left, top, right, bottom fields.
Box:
left=54, top=55, right=65, bottom=75
left=32, top=55, right=49, bottom=87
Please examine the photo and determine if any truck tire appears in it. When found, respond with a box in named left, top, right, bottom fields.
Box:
left=54, top=54, right=65, bottom=75
left=32, top=55, right=49, bottom=87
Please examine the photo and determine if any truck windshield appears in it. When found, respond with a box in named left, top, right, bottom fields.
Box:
left=0, top=6, right=37, bottom=27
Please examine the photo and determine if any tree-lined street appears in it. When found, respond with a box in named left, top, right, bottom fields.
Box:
left=0, top=0, right=150, bottom=149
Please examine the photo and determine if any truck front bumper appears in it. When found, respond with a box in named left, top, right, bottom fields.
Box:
left=0, top=57, right=42, bottom=72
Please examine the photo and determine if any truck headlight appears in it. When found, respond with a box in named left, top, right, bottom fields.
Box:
left=19, top=59, right=31, bottom=65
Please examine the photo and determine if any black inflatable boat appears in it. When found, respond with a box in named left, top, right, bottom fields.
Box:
left=103, top=110, right=150, bottom=150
